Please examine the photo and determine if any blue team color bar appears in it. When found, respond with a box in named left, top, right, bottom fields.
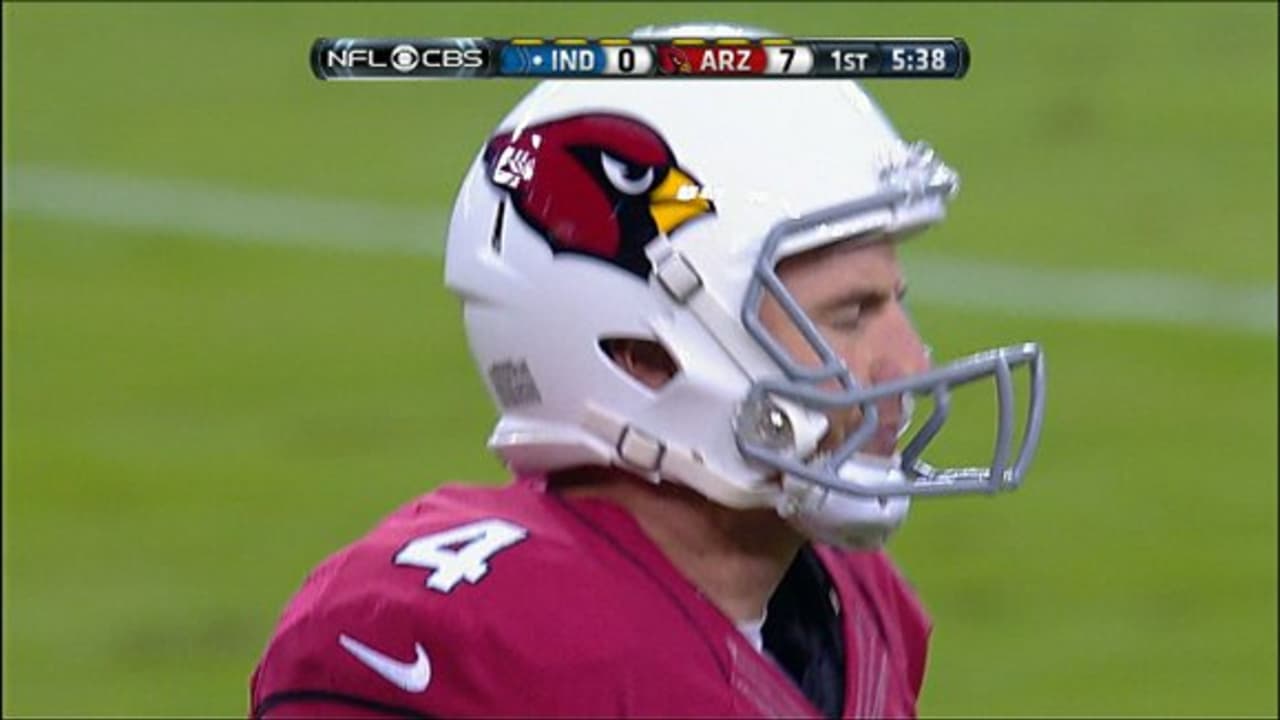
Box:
left=499, top=45, right=607, bottom=76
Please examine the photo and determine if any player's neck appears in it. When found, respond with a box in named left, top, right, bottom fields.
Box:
left=552, top=466, right=805, bottom=623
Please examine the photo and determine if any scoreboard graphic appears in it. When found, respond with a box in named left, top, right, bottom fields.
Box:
left=311, top=37, right=970, bottom=81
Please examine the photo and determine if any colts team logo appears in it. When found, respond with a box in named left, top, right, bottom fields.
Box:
left=484, top=113, right=714, bottom=279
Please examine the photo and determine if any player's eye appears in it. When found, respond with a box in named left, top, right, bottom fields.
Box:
left=827, top=306, right=864, bottom=332
left=600, top=152, right=656, bottom=195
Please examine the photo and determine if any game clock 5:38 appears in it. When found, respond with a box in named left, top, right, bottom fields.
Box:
left=882, top=41, right=968, bottom=77
left=807, top=39, right=968, bottom=79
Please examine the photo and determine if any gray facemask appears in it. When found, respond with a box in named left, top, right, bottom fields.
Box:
left=735, top=143, right=1047, bottom=499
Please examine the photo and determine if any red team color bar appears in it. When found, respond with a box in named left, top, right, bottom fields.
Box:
left=656, top=43, right=769, bottom=76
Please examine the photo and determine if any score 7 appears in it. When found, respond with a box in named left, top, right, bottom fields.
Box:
left=764, top=45, right=814, bottom=75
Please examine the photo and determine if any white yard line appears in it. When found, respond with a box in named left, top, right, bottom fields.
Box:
left=4, top=163, right=1275, bottom=337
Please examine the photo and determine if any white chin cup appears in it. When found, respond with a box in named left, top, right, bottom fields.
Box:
left=775, top=454, right=911, bottom=550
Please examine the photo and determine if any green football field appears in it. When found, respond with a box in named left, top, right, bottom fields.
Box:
left=3, top=2, right=1276, bottom=716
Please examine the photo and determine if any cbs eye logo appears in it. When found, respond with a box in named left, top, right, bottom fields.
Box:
left=390, top=44, right=420, bottom=73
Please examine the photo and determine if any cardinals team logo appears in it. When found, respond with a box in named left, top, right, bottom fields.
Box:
left=658, top=47, right=695, bottom=74
left=484, top=113, right=715, bottom=279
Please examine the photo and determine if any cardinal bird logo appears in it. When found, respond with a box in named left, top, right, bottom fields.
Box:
left=484, top=113, right=715, bottom=279
left=669, top=48, right=694, bottom=74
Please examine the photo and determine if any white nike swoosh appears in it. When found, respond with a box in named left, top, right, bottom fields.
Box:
left=338, top=633, right=432, bottom=693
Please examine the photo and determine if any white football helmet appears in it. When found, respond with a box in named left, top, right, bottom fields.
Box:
left=444, top=25, right=1046, bottom=549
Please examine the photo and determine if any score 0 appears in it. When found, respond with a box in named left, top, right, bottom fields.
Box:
left=603, top=45, right=655, bottom=76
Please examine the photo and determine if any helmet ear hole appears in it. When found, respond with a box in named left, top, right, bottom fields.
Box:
left=599, top=338, right=680, bottom=390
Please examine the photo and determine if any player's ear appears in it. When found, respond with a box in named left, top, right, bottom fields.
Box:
left=600, top=337, right=678, bottom=390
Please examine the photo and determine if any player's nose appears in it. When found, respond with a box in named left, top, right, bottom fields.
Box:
left=869, top=302, right=930, bottom=382
left=866, top=303, right=929, bottom=439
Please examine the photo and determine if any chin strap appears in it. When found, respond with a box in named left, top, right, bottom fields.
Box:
left=580, top=403, right=777, bottom=510
left=777, top=458, right=912, bottom=550
left=579, top=403, right=909, bottom=550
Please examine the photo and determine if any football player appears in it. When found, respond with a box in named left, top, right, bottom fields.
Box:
left=251, top=23, right=1046, bottom=719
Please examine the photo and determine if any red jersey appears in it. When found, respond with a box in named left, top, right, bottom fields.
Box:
left=250, top=477, right=932, bottom=718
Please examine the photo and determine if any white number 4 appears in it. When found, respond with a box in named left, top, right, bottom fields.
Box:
left=395, top=519, right=528, bottom=593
